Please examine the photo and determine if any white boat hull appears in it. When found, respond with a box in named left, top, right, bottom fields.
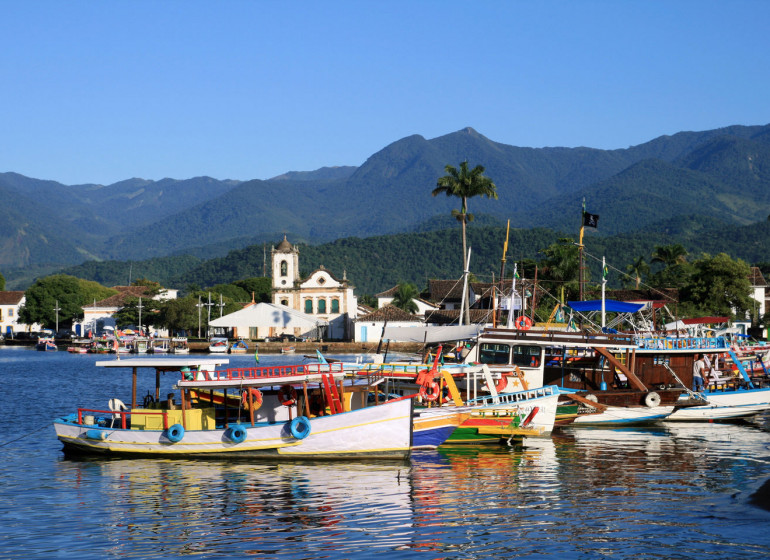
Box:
left=667, top=387, right=770, bottom=421
left=571, top=405, right=674, bottom=425
left=53, top=398, right=413, bottom=460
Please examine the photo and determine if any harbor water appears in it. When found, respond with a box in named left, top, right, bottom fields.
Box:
left=1, top=346, right=769, bottom=559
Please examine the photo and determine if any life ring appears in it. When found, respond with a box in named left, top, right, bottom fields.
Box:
left=289, top=416, right=312, bottom=439
left=226, top=424, right=247, bottom=443
left=419, top=381, right=440, bottom=402
left=515, top=316, right=532, bottom=330
left=278, top=384, right=298, bottom=407
left=166, top=423, right=185, bottom=443
left=493, top=372, right=511, bottom=392
left=644, top=391, right=661, bottom=408
left=241, top=387, right=263, bottom=411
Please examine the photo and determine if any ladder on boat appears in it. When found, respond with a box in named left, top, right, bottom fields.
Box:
left=321, top=373, right=344, bottom=414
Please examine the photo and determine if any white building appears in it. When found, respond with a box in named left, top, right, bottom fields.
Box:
left=271, top=236, right=357, bottom=340
left=0, top=291, right=40, bottom=335
left=354, top=304, right=423, bottom=343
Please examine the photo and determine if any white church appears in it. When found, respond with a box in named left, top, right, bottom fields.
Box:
left=271, top=236, right=358, bottom=341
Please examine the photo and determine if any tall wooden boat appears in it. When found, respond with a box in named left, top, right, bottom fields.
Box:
left=52, top=358, right=413, bottom=460
left=631, top=332, right=770, bottom=421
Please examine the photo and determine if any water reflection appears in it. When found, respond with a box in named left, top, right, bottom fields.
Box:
left=53, top=458, right=416, bottom=556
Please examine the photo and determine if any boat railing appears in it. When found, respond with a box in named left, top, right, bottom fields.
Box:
left=635, top=335, right=729, bottom=351
left=465, top=384, right=558, bottom=407
left=182, top=362, right=346, bottom=382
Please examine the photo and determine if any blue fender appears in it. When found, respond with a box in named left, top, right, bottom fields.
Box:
left=289, top=416, right=312, bottom=440
left=166, top=423, right=185, bottom=443
left=226, top=424, right=247, bottom=443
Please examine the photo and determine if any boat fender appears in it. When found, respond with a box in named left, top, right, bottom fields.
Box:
left=166, top=423, right=185, bottom=443
left=226, top=424, right=247, bottom=444
left=644, top=391, right=661, bottom=408
left=241, top=388, right=263, bottom=411
left=289, top=416, right=312, bottom=439
left=278, top=384, right=298, bottom=407
left=419, top=381, right=440, bottom=402
left=85, top=429, right=108, bottom=440
left=585, top=394, right=599, bottom=403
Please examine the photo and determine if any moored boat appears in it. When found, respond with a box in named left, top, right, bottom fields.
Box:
left=52, top=358, right=414, bottom=460
left=208, top=337, right=228, bottom=354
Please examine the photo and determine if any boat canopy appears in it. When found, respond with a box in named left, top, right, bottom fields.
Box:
left=567, top=300, right=645, bottom=313
left=382, top=325, right=483, bottom=344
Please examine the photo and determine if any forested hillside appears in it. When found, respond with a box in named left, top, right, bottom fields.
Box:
left=3, top=123, right=770, bottom=287
left=48, top=218, right=770, bottom=297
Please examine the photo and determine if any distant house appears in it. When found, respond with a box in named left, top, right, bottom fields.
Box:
left=77, top=285, right=177, bottom=336
left=748, top=267, right=767, bottom=319
left=0, top=291, right=41, bottom=336
left=375, top=285, right=438, bottom=318
left=354, top=304, right=422, bottom=343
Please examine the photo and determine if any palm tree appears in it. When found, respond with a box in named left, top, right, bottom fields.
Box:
left=626, top=256, right=650, bottom=289
left=391, top=283, right=419, bottom=314
left=651, top=244, right=688, bottom=267
left=433, top=161, right=498, bottom=273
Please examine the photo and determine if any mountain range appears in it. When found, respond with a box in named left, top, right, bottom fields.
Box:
left=3, top=123, right=770, bottom=290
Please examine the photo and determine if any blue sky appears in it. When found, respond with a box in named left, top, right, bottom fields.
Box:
left=2, top=1, right=769, bottom=185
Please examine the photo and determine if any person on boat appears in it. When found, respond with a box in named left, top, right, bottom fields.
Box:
left=693, top=353, right=707, bottom=392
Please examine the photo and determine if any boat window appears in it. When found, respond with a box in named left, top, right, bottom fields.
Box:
left=653, top=355, right=670, bottom=365
left=479, top=343, right=511, bottom=364
left=305, top=300, right=313, bottom=314
left=331, top=299, right=339, bottom=313
left=513, top=345, right=541, bottom=367
left=318, top=299, right=327, bottom=313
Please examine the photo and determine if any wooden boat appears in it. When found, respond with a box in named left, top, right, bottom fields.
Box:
left=281, top=346, right=296, bottom=354
left=353, top=351, right=560, bottom=446
left=66, top=339, right=91, bottom=353
left=208, top=337, right=228, bottom=354
left=52, top=358, right=414, bottom=460
left=36, top=336, right=57, bottom=351
left=631, top=332, right=770, bottom=421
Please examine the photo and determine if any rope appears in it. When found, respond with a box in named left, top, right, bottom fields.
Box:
left=0, top=423, right=51, bottom=448
left=663, top=363, right=708, bottom=401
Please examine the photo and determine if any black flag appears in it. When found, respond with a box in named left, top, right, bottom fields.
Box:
left=583, top=212, right=599, bottom=228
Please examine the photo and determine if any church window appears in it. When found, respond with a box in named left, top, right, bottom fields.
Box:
left=281, top=299, right=289, bottom=307
left=280, top=261, right=288, bottom=276
left=305, top=300, right=313, bottom=314
left=318, top=299, right=327, bottom=313
left=331, top=299, right=339, bottom=313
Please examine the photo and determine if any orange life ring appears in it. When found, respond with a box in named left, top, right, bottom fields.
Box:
left=278, top=384, right=298, bottom=407
left=515, top=316, right=532, bottom=330
left=419, top=381, right=440, bottom=402
left=241, top=387, right=263, bottom=410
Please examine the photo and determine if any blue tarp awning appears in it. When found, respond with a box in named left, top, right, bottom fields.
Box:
left=567, top=300, right=645, bottom=313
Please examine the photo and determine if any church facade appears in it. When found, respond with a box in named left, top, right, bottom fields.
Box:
left=271, top=236, right=357, bottom=340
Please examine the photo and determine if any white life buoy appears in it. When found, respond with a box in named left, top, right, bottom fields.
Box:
left=644, top=391, right=661, bottom=408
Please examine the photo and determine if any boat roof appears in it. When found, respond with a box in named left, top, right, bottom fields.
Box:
left=95, top=358, right=230, bottom=369
left=479, top=328, right=638, bottom=349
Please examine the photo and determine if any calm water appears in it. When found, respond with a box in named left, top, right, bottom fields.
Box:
left=1, top=346, right=769, bottom=559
